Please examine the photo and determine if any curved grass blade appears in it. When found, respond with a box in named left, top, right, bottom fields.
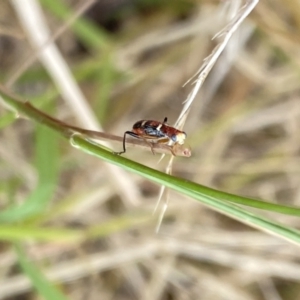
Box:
left=72, top=135, right=300, bottom=245
left=72, top=135, right=300, bottom=217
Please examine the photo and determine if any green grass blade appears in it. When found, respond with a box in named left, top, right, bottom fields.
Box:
left=0, top=111, right=16, bottom=129
left=0, top=225, right=81, bottom=242
left=72, top=135, right=300, bottom=216
left=15, top=243, right=69, bottom=300
left=0, top=104, right=59, bottom=223
left=71, top=135, right=300, bottom=244
left=40, top=0, right=110, bottom=50
left=0, top=213, right=150, bottom=242
left=1, top=88, right=300, bottom=243
left=186, top=193, right=300, bottom=245
left=0, top=185, right=54, bottom=222
left=34, top=105, right=59, bottom=191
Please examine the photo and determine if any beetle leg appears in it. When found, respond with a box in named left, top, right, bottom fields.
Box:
left=170, top=145, right=177, bottom=156
left=113, top=131, right=139, bottom=155
left=141, top=138, right=156, bottom=155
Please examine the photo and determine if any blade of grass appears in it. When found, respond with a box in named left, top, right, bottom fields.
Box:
left=0, top=103, right=59, bottom=223
left=71, top=135, right=300, bottom=245
left=15, top=242, right=69, bottom=300
left=0, top=185, right=54, bottom=223
left=0, top=213, right=151, bottom=242
left=0, top=111, right=17, bottom=129
left=2, top=87, right=300, bottom=243
left=190, top=193, right=300, bottom=245
left=72, top=135, right=300, bottom=217
left=40, top=0, right=109, bottom=51
left=0, top=225, right=81, bottom=241
left=34, top=103, right=59, bottom=192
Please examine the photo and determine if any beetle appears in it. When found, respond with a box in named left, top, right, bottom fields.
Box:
left=114, top=117, right=187, bottom=155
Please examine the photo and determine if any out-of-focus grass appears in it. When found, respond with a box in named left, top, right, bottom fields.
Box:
left=0, top=102, right=58, bottom=222
left=1, top=0, right=300, bottom=299
left=40, top=0, right=111, bottom=51
left=40, top=0, right=119, bottom=123
left=15, top=243, right=68, bottom=300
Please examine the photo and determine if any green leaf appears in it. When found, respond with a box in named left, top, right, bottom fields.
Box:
left=15, top=243, right=69, bottom=300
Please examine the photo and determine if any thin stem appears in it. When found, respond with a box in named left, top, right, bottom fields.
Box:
left=0, top=85, right=191, bottom=157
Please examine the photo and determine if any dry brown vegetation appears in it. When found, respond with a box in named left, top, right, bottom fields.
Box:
left=1, top=0, right=300, bottom=299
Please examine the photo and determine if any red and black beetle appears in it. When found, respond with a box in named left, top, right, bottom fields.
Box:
left=114, top=117, right=187, bottom=155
